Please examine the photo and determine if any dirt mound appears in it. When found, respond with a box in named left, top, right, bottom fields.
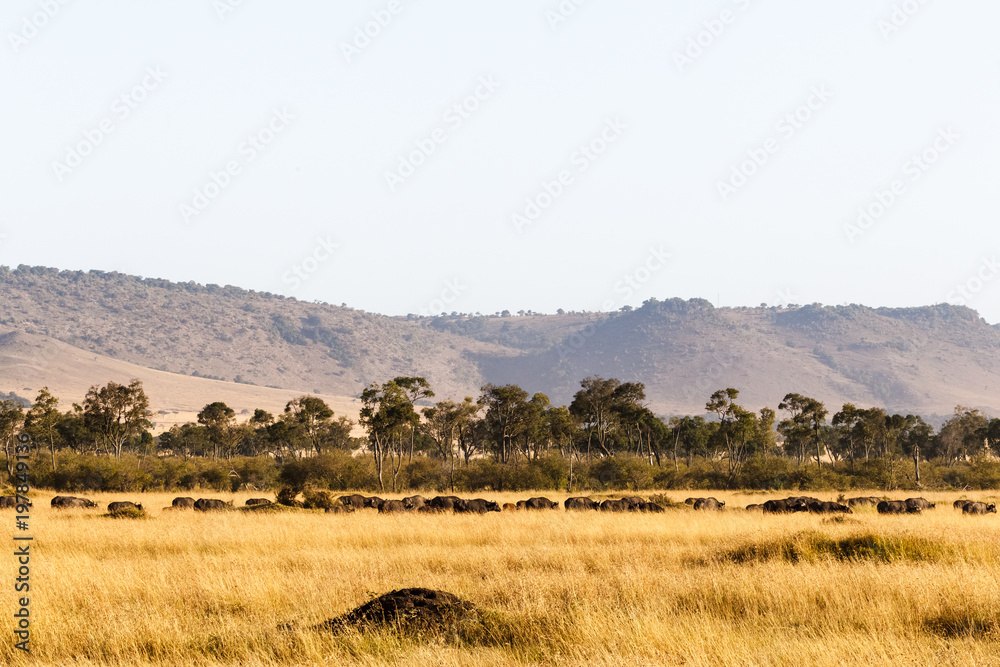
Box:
left=314, top=588, right=482, bottom=634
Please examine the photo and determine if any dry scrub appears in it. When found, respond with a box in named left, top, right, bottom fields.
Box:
left=4, top=490, right=1000, bottom=666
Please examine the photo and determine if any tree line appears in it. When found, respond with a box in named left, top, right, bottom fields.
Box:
left=2, top=376, right=999, bottom=492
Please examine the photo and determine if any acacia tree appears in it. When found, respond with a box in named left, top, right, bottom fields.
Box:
left=778, top=393, right=827, bottom=468
left=0, top=400, right=25, bottom=478
left=283, top=396, right=337, bottom=455
left=360, top=380, right=416, bottom=492
left=569, top=377, right=645, bottom=458
left=422, top=396, right=479, bottom=491
left=391, top=377, right=434, bottom=461
left=198, top=401, right=239, bottom=459
left=900, top=414, right=933, bottom=485
left=83, top=379, right=151, bottom=458
left=479, top=384, right=530, bottom=463
left=24, top=387, right=60, bottom=470
left=706, top=388, right=758, bottom=476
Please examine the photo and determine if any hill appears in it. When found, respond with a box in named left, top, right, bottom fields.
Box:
left=1, top=265, right=999, bottom=419
left=0, top=328, right=362, bottom=435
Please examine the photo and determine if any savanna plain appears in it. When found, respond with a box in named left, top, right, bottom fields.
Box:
left=6, top=490, right=1000, bottom=667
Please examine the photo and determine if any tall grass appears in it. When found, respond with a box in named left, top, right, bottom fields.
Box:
left=4, top=489, right=1000, bottom=665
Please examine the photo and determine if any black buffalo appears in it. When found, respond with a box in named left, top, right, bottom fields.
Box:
left=808, top=501, right=852, bottom=514
left=107, top=501, right=143, bottom=513
left=745, top=504, right=764, bottom=511
left=51, top=496, right=98, bottom=508
left=637, top=501, right=665, bottom=513
left=693, top=497, right=725, bottom=511
left=763, top=499, right=807, bottom=514
left=378, top=499, right=406, bottom=513
left=194, top=498, right=232, bottom=511
left=338, top=494, right=368, bottom=510
left=427, top=496, right=463, bottom=511
left=564, top=497, right=599, bottom=511
left=953, top=499, right=972, bottom=510
left=402, top=495, right=427, bottom=510
left=962, top=502, right=997, bottom=515
left=245, top=498, right=271, bottom=507
left=172, top=497, right=196, bottom=510
left=600, top=499, right=627, bottom=512
left=0, top=495, right=29, bottom=510
left=877, top=500, right=919, bottom=514
left=455, top=498, right=501, bottom=513
left=520, top=497, right=558, bottom=510
left=905, top=498, right=935, bottom=511
left=364, top=496, right=384, bottom=509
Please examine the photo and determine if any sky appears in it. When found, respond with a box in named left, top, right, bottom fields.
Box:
left=2, top=0, right=999, bottom=322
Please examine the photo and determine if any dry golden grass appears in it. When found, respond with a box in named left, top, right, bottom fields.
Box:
left=4, top=489, right=1000, bottom=666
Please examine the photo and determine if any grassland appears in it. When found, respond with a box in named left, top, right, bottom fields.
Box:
left=4, top=490, right=1000, bottom=666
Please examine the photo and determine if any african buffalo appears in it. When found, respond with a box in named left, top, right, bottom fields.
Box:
left=402, top=495, right=426, bottom=510
left=745, top=504, right=764, bottom=511
left=808, top=501, right=852, bottom=514
left=455, top=498, right=501, bottom=514
left=0, top=496, right=24, bottom=509
left=621, top=496, right=645, bottom=510
left=428, top=495, right=462, bottom=511
left=962, top=502, right=997, bottom=515
left=337, top=494, right=366, bottom=510
left=194, top=498, right=232, bottom=511
left=905, top=498, right=935, bottom=511
left=522, top=497, right=558, bottom=510
left=172, top=497, right=196, bottom=510
left=565, top=497, right=600, bottom=511
left=502, top=503, right=517, bottom=512
left=877, top=500, right=919, bottom=514
left=847, top=496, right=881, bottom=507
left=684, top=498, right=698, bottom=505
left=637, top=502, right=665, bottom=513
left=245, top=498, right=271, bottom=507
left=693, top=497, right=725, bottom=511
left=107, top=501, right=143, bottom=513
left=953, top=499, right=972, bottom=510
left=365, top=496, right=384, bottom=509
left=763, top=499, right=807, bottom=514
left=377, top=499, right=406, bottom=513
left=51, top=496, right=98, bottom=508
left=600, top=499, right=627, bottom=512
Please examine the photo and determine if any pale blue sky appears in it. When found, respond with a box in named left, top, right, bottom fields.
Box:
left=2, top=0, right=998, bottom=322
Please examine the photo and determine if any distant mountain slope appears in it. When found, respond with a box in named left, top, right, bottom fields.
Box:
left=1, top=265, right=998, bottom=418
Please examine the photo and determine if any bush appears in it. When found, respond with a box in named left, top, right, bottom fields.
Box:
left=302, top=488, right=335, bottom=510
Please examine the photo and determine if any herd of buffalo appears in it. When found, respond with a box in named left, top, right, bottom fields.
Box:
left=3, top=493, right=988, bottom=516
